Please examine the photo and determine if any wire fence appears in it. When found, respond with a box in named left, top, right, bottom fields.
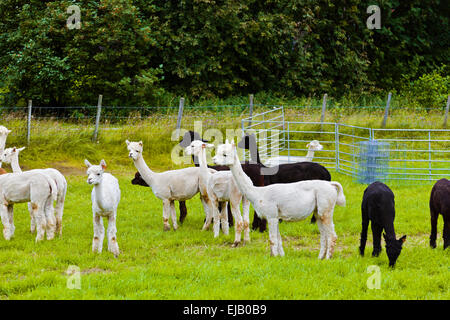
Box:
left=241, top=107, right=450, bottom=183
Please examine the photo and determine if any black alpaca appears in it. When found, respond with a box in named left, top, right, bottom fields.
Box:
left=429, top=178, right=450, bottom=249
left=360, top=181, right=406, bottom=267
left=237, top=134, right=331, bottom=229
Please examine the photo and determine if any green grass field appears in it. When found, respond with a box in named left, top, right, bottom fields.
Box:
left=0, top=170, right=448, bottom=300
left=1, top=108, right=449, bottom=300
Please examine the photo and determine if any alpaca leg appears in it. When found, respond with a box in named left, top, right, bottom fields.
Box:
left=371, top=223, right=383, bottom=257
left=429, top=204, right=439, bottom=248
left=28, top=203, right=36, bottom=233
left=107, top=213, right=120, bottom=257
left=170, top=201, right=178, bottom=231
left=316, top=219, right=328, bottom=260
left=231, top=203, right=243, bottom=247
left=44, top=196, right=56, bottom=240
left=268, top=218, right=279, bottom=256
left=7, top=204, right=15, bottom=238
left=220, top=202, right=229, bottom=236
left=242, top=197, right=251, bottom=244
left=179, top=201, right=187, bottom=224
left=92, top=214, right=105, bottom=253
left=276, top=222, right=284, bottom=257
left=212, top=202, right=221, bottom=238
left=443, top=213, right=449, bottom=250
left=360, top=208, right=369, bottom=256
left=227, top=202, right=234, bottom=227
left=259, top=217, right=268, bottom=233
left=201, top=196, right=213, bottom=231
left=34, top=205, right=47, bottom=242
left=324, top=219, right=337, bottom=259
left=55, top=195, right=65, bottom=236
left=0, top=204, right=13, bottom=240
left=162, top=200, right=171, bottom=231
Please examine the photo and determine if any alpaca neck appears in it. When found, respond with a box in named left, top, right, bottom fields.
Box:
left=383, top=224, right=396, bottom=241
left=229, top=148, right=257, bottom=201
left=197, top=148, right=210, bottom=184
left=11, top=154, right=23, bottom=173
left=133, top=155, right=156, bottom=188
left=305, top=149, right=315, bottom=161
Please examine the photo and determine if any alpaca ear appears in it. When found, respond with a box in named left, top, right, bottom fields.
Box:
left=225, top=139, right=229, bottom=144
left=400, top=235, right=407, bottom=243
left=306, top=143, right=310, bottom=148
left=84, top=159, right=92, bottom=168
left=12, top=147, right=16, bottom=152
left=100, top=159, right=107, bottom=170
left=138, top=141, right=143, bottom=147
left=18, top=147, right=26, bottom=152
left=125, top=140, right=130, bottom=146
left=206, top=144, right=214, bottom=149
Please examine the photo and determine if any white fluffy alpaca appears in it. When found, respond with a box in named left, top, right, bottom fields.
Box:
left=126, top=140, right=215, bottom=231
left=213, top=140, right=345, bottom=259
left=85, top=159, right=120, bottom=257
left=185, top=140, right=250, bottom=246
left=1, top=147, right=67, bottom=236
left=265, top=140, right=323, bottom=166
left=0, top=126, right=11, bottom=173
left=0, top=171, right=57, bottom=241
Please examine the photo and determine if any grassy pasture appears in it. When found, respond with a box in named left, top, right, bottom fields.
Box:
left=0, top=171, right=448, bottom=300
left=0, top=108, right=449, bottom=299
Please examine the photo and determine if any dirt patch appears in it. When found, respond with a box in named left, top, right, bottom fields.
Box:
left=49, top=162, right=86, bottom=176
left=80, top=268, right=111, bottom=275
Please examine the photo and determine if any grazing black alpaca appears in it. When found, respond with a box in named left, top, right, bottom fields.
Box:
left=237, top=134, right=332, bottom=229
left=429, top=178, right=450, bottom=249
left=360, top=181, right=407, bottom=267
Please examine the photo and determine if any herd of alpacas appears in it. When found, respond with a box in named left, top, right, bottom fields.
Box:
left=0, top=125, right=449, bottom=266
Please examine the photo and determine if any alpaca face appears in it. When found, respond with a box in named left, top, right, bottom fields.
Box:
left=1, top=147, right=25, bottom=164
left=213, top=141, right=235, bottom=166
left=185, top=140, right=214, bottom=157
left=126, top=140, right=143, bottom=161
left=0, top=126, right=11, bottom=136
left=384, top=234, right=406, bottom=267
left=85, top=159, right=107, bottom=185
left=307, top=140, right=323, bottom=151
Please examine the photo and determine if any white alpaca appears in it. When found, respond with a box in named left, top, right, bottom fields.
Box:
left=185, top=140, right=250, bottom=246
left=265, top=140, right=323, bottom=166
left=126, top=140, right=215, bottom=231
left=0, top=171, right=57, bottom=242
left=213, top=140, right=345, bottom=259
left=0, top=126, right=11, bottom=173
left=85, top=159, right=120, bottom=257
left=1, top=147, right=67, bottom=236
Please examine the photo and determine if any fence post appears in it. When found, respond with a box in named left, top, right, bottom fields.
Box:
left=381, top=92, right=392, bottom=128
left=248, top=94, right=254, bottom=126
left=175, top=97, right=185, bottom=137
left=27, top=99, right=32, bottom=145
left=92, top=94, right=102, bottom=142
left=320, top=93, right=327, bottom=130
left=443, top=95, right=450, bottom=128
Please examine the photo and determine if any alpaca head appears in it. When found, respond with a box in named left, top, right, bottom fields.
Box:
left=384, top=233, right=406, bottom=267
left=85, top=159, right=107, bottom=185
left=237, top=134, right=257, bottom=150
left=306, top=140, right=323, bottom=151
left=1, top=147, right=25, bottom=164
left=125, top=140, right=143, bottom=161
left=0, top=126, right=11, bottom=137
left=179, top=131, right=208, bottom=148
left=213, top=139, right=236, bottom=166
left=185, top=140, right=214, bottom=157
left=131, top=172, right=148, bottom=187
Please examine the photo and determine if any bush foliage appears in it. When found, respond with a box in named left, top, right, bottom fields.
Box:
left=0, top=0, right=448, bottom=109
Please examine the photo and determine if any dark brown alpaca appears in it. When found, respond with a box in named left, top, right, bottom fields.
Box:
left=429, top=178, right=450, bottom=249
